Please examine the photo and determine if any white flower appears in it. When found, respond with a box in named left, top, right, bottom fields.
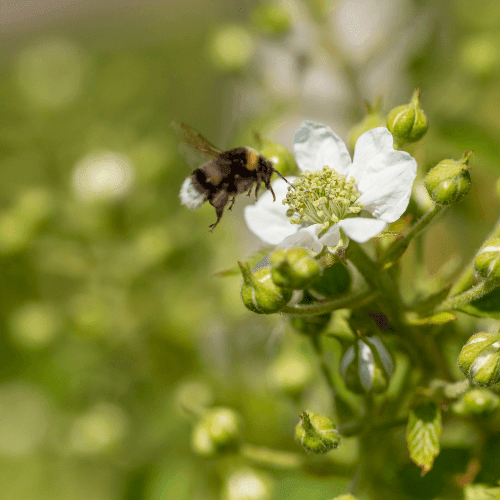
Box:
left=244, top=120, right=417, bottom=253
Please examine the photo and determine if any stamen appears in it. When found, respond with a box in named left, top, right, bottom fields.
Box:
left=283, top=166, right=363, bottom=232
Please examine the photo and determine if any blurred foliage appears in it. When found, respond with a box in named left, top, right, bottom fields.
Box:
left=2, top=0, right=500, bottom=499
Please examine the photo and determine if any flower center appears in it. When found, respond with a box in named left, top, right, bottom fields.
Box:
left=283, top=166, right=363, bottom=232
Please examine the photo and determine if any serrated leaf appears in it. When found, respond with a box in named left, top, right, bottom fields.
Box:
left=407, top=312, right=456, bottom=326
left=457, top=287, right=500, bottom=319
left=214, top=248, right=273, bottom=277
left=406, top=401, right=442, bottom=475
left=464, top=484, right=500, bottom=500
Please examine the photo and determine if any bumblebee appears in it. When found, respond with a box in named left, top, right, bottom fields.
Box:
left=174, top=122, right=290, bottom=231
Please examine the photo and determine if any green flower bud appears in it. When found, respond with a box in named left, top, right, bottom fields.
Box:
left=424, top=151, right=472, bottom=205
left=239, top=262, right=293, bottom=314
left=295, top=410, right=340, bottom=454
left=474, top=238, right=500, bottom=283
left=340, top=337, right=394, bottom=394
left=191, top=407, right=242, bottom=457
left=457, top=331, right=500, bottom=387
left=208, top=25, right=255, bottom=73
left=289, top=291, right=331, bottom=335
left=348, top=98, right=386, bottom=150
left=270, top=248, right=321, bottom=290
left=250, top=3, right=292, bottom=37
left=387, top=89, right=428, bottom=145
left=462, top=388, right=500, bottom=416
left=260, top=141, right=298, bottom=177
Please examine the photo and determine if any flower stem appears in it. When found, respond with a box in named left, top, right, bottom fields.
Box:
left=240, top=444, right=304, bottom=470
left=282, top=288, right=378, bottom=315
left=380, top=204, right=446, bottom=269
left=309, top=333, right=358, bottom=415
left=450, top=213, right=500, bottom=296
left=347, top=241, right=402, bottom=310
left=435, top=280, right=500, bottom=313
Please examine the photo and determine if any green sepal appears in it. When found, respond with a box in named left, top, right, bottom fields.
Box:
left=406, top=401, right=442, bottom=475
left=457, top=287, right=500, bottom=319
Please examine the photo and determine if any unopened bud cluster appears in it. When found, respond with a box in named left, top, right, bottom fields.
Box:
left=240, top=248, right=327, bottom=315
left=387, top=89, right=428, bottom=145
left=474, top=238, right=500, bottom=283
left=191, top=407, right=242, bottom=457
left=340, top=336, right=394, bottom=394
left=270, top=248, right=321, bottom=290
left=239, top=262, right=293, bottom=314
left=457, top=331, right=500, bottom=387
left=424, top=151, right=472, bottom=206
left=294, top=410, right=340, bottom=454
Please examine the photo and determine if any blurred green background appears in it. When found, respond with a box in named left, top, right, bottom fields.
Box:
left=1, top=0, right=500, bottom=499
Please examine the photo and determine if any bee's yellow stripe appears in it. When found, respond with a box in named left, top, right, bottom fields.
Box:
left=246, top=148, right=259, bottom=171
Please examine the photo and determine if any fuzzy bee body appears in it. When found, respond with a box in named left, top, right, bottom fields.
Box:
left=174, top=122, right=287, bottom=231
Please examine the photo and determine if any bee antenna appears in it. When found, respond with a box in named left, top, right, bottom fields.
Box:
left=273, top=168, right=294, bottom=188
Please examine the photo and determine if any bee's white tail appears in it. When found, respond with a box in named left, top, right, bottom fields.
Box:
left=179, top=177, right=207, bottom=210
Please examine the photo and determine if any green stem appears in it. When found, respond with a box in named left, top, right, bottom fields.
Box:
left=450, top=213, right=500, bottom=296
left=240, top=443, right=356, bottom=476
left=435, top=280, right=500, bottom=313
left=282, top=288, right=378, bottom=315
left=348, top=242, right=450, bottom=378
left=310, top=333, right=359, bottom=416
left=347, top=241, right=402, bottom=311
left=240, top=444, right=304, bottom=470
left=380, top=204, right=446, bottom=269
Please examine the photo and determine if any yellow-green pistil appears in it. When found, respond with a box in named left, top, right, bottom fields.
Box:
left=283, top=167, right=362, bottom=235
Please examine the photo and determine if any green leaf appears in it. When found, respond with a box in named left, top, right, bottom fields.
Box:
left=406, top=311, right=456, bottom=326
left=464, top=484, right=500, bottom=500
left=214, top=248, right=273, bottom=277
left=406, top=401, right=442, bottom=475
left=457, top=287, right=500, bottom=319
left=309, top=262, right=351, bottom=297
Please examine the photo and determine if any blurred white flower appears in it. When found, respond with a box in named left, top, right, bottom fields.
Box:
left=244, top=120, right=417, bottom=253
left=72, top=151, right=134, bottom=200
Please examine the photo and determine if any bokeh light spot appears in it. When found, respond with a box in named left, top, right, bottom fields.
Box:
left=72, top=151, right=134, bottom=200
left=208, top=25, right=255, bottom=72
left=10, top=301, right=61, bottom=348
left=70, top=403, right=128, bottom=455
left=16, top=38, right=86, bottom=109
left=339, top=1, right=373, bottom=47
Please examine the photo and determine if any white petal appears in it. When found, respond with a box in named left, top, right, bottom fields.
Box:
left=293, top=121, right=352, bottom=175
left=355, top=149, right=417, bottom=223
left=278, top=225, right=323, bottom=254
left=350, top=127, right=394, bottom=179
left=244, top=178, right=297, bottom=245
left=337, top=218, right=387, bottom=243
left=319, top=225, right=342, bottom=247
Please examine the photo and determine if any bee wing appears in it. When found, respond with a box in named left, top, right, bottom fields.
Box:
left=171, top=121, right=222, bottom=169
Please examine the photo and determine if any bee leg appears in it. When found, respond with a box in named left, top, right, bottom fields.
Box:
left=208, top=190, right=229, bottom=232
left=254, top=182, right=261, bottom=200
left=209, top=205, right=224, bottom=232
left=246, top=186, right=253, bottom=197
left=228, top=196, right=237, bottom=211
left=268, top=183, right=276, bottom=202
